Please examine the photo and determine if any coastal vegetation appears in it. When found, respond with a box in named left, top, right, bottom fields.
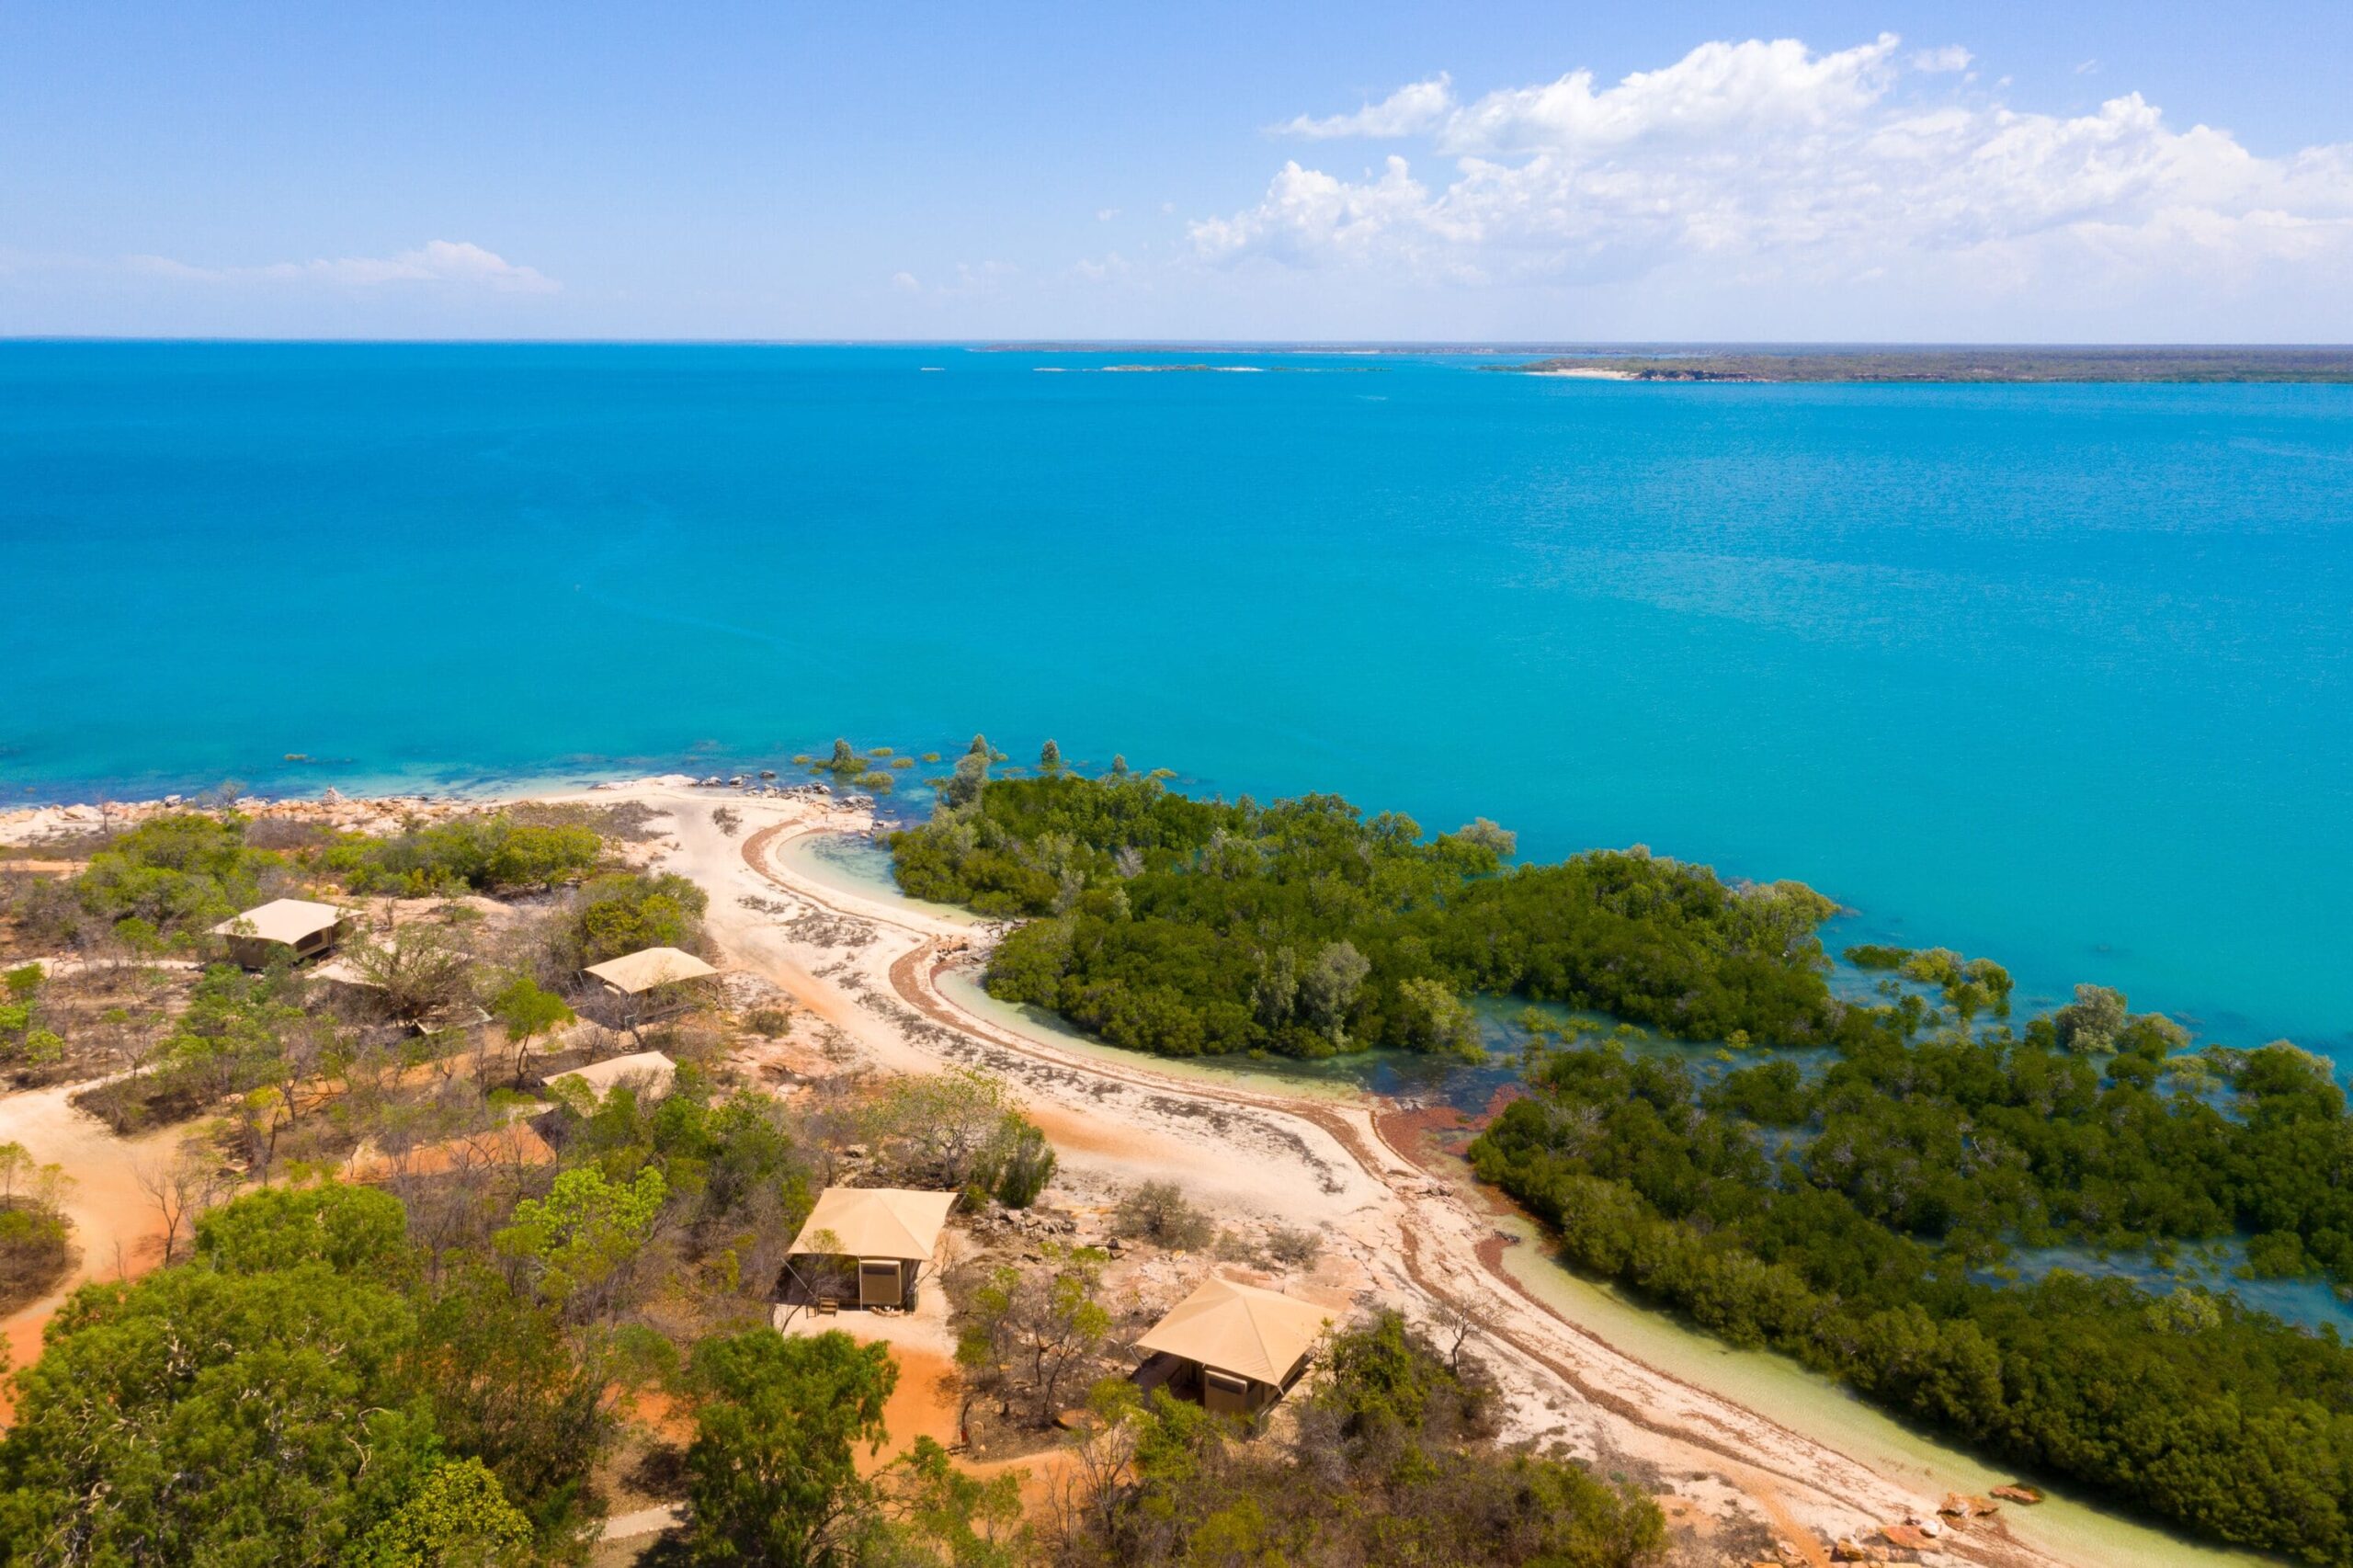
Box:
left=890, top=771, right=1846, bottom=1061
left=891, top=763, right=2353, bottom=1564
left=1472, top=1021, right=2353, bottom=1565
left=17, top=774, right=2352, bottom=1561
left=11, top=812, right=291, bottom=951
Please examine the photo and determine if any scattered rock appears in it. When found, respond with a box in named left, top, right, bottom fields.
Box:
left=1989, top=1483, right=2043, bottom=1506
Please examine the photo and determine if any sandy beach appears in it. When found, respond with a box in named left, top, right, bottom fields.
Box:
left=0, top=778, right=2267, bottom=1566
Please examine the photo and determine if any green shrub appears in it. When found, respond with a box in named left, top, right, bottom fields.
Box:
left=572, top=872, right=709, bottom=965
left=327, top=815, right=600, bottom=896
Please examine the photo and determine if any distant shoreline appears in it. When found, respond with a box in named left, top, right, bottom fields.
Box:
left=1492, top=347, right=2353, bottom=383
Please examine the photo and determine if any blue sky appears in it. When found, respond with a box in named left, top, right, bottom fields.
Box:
left=5, top=1, right=2351, bottom=341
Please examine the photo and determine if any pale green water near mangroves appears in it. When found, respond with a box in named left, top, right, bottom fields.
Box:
left=775, top=829, right=984, bottom=928
left=6, top=342, right=2350, bottom=1059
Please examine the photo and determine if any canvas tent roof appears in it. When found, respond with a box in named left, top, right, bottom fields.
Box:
left=1135, top=1276, right=1332, bottom=1387
left=583, top=947, right=719, bottom=994
left=788, top=1187, right=957, bottom=1264
left=545, top=1051, right=677, bottom=1102
left=210, top=898, right=347, bottom=945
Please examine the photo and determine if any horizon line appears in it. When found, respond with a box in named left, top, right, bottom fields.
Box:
left=6, top=335, right=2353, bottom=351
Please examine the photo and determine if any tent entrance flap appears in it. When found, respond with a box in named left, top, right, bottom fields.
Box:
left=858, top=1259, right=905, bottom=1308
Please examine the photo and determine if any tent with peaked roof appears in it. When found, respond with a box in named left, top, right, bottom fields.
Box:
left=583, top=947, right=719, bottom=995
left=1134, top=1275, right=1333, bottom=1415
left=545, top=1050, right=677, bottom=1106
left=582, top=946, right=720, bottom=1031
left=211, top=898, right=351, bottom=968
left=784, top=1187, right=958, bottom=1312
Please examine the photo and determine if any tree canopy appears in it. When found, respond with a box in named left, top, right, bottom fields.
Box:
left=1472, top=1024, right=2353, bottom=1566
left=684, top=1328, right=898, bottom=1568
left=892, top=774, right=1845, bottom=1062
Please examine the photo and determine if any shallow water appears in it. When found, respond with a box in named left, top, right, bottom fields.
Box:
left=6, top=342, right=2349, bottom=1058
left=773, top=827, right=983, bottom=926
left=1989, top=1242, right=2353, bottom=1338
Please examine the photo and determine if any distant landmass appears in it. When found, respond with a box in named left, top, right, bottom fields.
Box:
left=1497, top=347, right=2353, bottom=382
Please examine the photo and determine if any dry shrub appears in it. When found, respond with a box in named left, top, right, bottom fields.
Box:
left=1113, top=1180, right=1214, bottom=1252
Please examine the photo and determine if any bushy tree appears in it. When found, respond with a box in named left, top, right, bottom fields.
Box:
left=1392, top=975, right=1483, bottom=1061
left=857, top=1070, right=1052, bottom=1203
left=570, top=871, right=709, bottom=965
left=194, top=1181, right=412, bottom=1280
left=491, top=974, right=574, bottom=1085
left=0, top=1141, right=73, bottom=1312
left=0, top=1199, right=438, bottom=1566
left=494, top=1165, right=666, bottom=1315
left=684, top=1329, right=896, bottom=1568
left=66, top=812, right=284, bottom=944
left=1452, top=817, right=1517, bottom=857
left=330, top=814, right=601, bottom=895
left=347, top=1458, right=534, bottom=1568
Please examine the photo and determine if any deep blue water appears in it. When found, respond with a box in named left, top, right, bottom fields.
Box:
left=5, top=342, right=2350, bottom=1055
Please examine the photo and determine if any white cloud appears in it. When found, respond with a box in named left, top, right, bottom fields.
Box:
left=1275, top=74, right=1455, bottom=140
left=1096, top=207, right=1121, bottom=222
left=1437, top=37, right=1902, bottom=155
left=1192, top=36, right=2353, bottom=311
left=131, top=239, right=558, bottom=293
left=891, top=270, right=922, bottom=293
left=2075, top=58, right=2102, bottom=75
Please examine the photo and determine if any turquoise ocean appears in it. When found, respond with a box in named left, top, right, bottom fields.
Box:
left=5, top=342, right=2349, bottom=1058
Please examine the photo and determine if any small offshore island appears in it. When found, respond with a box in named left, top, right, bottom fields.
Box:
left=0, top=744, right=2347, bottom=1567
left=1496, top=346, right=2353, bottom=382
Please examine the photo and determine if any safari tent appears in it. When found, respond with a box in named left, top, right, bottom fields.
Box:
left=544, top=1050, right=677, bottom=1106
left=581, top=946, right=719, bottom=1028
left=211, top=898, right=352, bottom=968
left=1133, top=1276, right=1330, bottom=1416
left=583, top=945, right=719, bottom=997
left=784, top=1187, right=957, bottom=1313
